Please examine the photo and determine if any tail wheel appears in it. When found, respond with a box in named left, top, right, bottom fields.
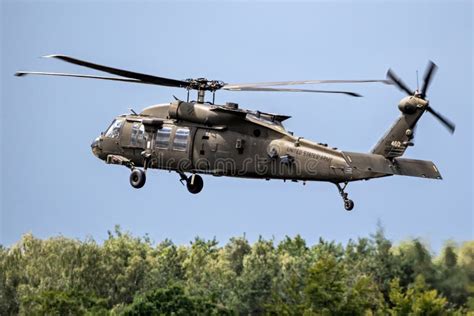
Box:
left=130, top=169, right=146, bottom=189
left=186, top=174, right=203, bottom=194
left=344, top=199, right=354, bottom=211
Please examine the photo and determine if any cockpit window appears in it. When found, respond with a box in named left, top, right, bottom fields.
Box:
left=130, top=123, right=146, bottom=147
left=155, top=126, right=172, bottom=149
left=105, top=119, right=124, bottom=139
left=173, top=127, right=190, bottom=151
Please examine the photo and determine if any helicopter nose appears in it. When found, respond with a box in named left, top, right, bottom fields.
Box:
left=91, top=136, right=102, bottom=158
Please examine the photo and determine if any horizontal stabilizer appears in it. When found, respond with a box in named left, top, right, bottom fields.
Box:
left=342, top=152, right=442, bottom=180
left=392, top=157, right=442, bottom=179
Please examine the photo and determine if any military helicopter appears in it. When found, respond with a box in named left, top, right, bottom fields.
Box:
left=16, top=55, right=455, bottom=210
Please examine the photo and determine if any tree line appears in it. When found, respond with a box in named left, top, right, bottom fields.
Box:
left=0, top=226, right=473, bottom=315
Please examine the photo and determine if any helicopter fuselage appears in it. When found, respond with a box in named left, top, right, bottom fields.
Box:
left=92, top=101, right=366, bottom=183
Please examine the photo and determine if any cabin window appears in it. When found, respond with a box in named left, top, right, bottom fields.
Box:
left=105, top=118, right=124, bottom=139
left=130, top=123, right=146, bottom=147
left=155, top=126, right=172, bottom=149
left=173, top=127, right=190, bottom=151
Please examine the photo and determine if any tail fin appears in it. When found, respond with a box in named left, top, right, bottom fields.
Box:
left=374, top=61, right=455, bottom=158
left=371, top=97, right=426, bottom=158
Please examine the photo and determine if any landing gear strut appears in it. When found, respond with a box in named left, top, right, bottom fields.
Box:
left=335, top=182, right=354, bottom=211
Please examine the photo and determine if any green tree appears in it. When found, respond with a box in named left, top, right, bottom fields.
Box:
left=304, top=253, right=346, bottom=313
left=267, top=236, right=310, bottom=315
left=458, top=241, right=474, bottom=311
left=0, top=228, right=472, bottom=314
left=435, top=243, right=470, bottom=308
left=369, top=225, right=402, bottom=299
left=122, top=285, right=228, bottom=315
left=238, top=237, right=280, bottom=314
left=397, top=239, right=436, bottom=287
left=224, top=236, right=251, bottom=276
left=183, top=237, right=238, bottom=309
left=99, top=226, right=153, bottom=307
left=389, top=275, right=447, bottom=315
left=19, top=289, right=108, bottom=315
left=143, top=239, right=187, bottom=290
left=342, top=275, right=386, bottom=315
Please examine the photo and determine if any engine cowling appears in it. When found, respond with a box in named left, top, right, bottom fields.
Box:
left=168, top=101, right=236, bottom=125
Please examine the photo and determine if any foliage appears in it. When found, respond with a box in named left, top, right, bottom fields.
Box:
left=0, top=227, right=472, bottom=315
left=20, top=289, right=108, bottom=315
left=389, top=276, right=447, bottom=315
left=122, top=285, right=228, bottom=315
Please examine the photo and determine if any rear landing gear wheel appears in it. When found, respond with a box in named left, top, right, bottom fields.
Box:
left=335, top=182, right=355, bottom=211
left=186, top=174, right=203, bottom=194
left=344, top=199, right=354, bottom=211
left=130, top=169, right=146, bottom=189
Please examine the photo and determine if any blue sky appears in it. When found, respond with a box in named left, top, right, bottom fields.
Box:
left=1, top=0, right=472, bottom=251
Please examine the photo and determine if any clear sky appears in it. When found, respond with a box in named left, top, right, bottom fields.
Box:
left=1, top=0, right=472, bottom=251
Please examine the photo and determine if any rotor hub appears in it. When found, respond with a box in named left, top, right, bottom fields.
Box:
left=185, top=78, right=225, bottom=91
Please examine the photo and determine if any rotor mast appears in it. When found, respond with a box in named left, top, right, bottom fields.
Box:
left=185, top=78, right=224, bottom=103
left=197, top=89, right=205, bottom=103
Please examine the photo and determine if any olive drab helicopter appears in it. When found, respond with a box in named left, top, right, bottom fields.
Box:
left=16, top=55, right=455, bottom=210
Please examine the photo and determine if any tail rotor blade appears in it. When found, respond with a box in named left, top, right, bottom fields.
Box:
left=420, top=61, right=438, bottom=98
left=426, top=106, right=455, bottom=134
left=386, top=68, right=413, bottom=96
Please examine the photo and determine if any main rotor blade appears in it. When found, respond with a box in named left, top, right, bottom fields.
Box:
left=42, top=54, right=190, bottom=88
left=426, top=106, right=455, bottom=134
left=223, top=79, right=390, bottom=89
left=223, top=86, right=362, bottom=97
left=421, top=61, right=438, bottom=98
left=386, top=68, right=413, bottom=96
left=15, top=71, right=151, bottom=84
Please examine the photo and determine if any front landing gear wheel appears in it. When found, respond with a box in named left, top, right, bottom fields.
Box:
left=344, top=199, right=354, bottom=211
left=130, top=169, right=146, bottom=189
left=186, top=174, right=203, bottom=194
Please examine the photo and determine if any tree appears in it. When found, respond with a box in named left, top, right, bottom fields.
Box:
left=19, top=289, right=108, bottom=315
left=122, top=285, right=228, bottom=315
left=183, top=237, right=237, bottom=309
left=304, top=253, right=346, bottom=313
left=0, top=229, right=471, bottom=314
left=397, top=239, right=436, bottom=288
left=389, top=275, right=447, bottom=315
left=99, top=226, right=153, bottom=307
left=224, top=236, right=251, bottom=276
left=435, top=242, right=470, bottom=308
left=267, top=236, right=310, bottom=315
left=342, top=275, right=386, bottom=314
left=143, top=239, right=187, bottom=290
left=458, top=241, right=474, bottom=311
left=238, top=237, right=280, bottom=314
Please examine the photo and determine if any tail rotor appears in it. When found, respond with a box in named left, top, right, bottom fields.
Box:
left=387, top=61, right=455, bottom=134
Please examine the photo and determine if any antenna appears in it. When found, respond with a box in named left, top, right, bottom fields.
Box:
left=416, top=70, right=419, bottom=92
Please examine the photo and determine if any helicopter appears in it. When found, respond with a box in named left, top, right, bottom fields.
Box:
left=16, top=55, right=455, bottom=211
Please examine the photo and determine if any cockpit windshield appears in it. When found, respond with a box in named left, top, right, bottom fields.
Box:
left=105, top=118, right=124, bottom=139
